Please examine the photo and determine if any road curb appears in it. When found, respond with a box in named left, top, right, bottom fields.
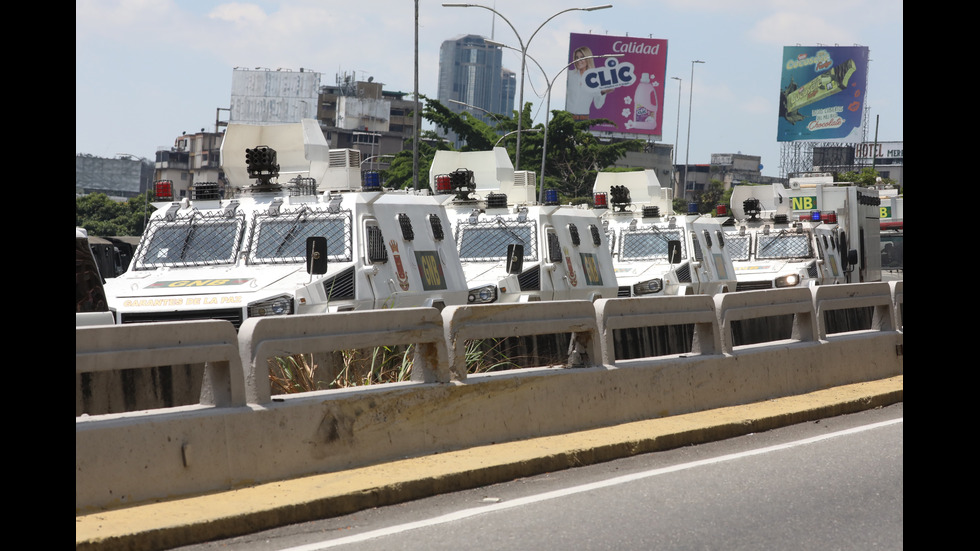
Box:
left=76, top=375, right=903, bottom=551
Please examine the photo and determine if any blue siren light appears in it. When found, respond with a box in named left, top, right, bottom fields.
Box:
left=544, top=189, right=559, bottom=205
left=363, top=171, right=382, bottom=190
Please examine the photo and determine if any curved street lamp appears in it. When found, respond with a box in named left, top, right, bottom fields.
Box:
left=360, top=154, right=396, bottom=172
left=494, top=128, right=542, bottom=149
left=448, top=98, right=505, bottom=125
left=442, top=3, right=612, bottom=171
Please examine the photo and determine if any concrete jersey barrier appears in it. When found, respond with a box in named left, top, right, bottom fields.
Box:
left=76, top=283, right=904, bottom=511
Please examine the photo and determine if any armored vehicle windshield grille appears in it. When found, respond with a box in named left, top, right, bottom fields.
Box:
left=134, top=212, right=246, bottom=269
left=724, top=233, right=751, bottom=261
left=249, top=208, right=352, bottom=265
left=619, top=227, right=686, bottom=261
left=756, top=232, right=813, bottom=260
left=457, top=219, right=538, bottom=262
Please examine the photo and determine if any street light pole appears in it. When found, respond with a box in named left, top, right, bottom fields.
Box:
left=413, top=0, right=420, bottom=190
left=442, top=3, right=612, bottom=171
left=670, top=76, right=682, bottom=200
left=683, top=60, right=704, bottom=200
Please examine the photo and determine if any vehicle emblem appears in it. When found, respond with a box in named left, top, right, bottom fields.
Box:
left=390, top=240, right=410, bottom=291
left=563, top=246, right=578, bottom=286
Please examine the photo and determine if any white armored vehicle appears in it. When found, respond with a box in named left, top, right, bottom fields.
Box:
left=103, top=120, right=468, bottom=327
left=727, top=173, right=881, bottom=289
left=592, top=170, right=736, bottom=297
left=429, top=148, right=619, bottom=304
left=727, top=184, right=833, bottom=290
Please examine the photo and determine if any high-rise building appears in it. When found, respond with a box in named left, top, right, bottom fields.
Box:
left=496, top=68, right=517, bottom=118
left=437, top=34, right=515, bottom=145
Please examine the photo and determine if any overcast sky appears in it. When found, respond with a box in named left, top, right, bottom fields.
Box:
left=76, top=0, right=903, bottom=177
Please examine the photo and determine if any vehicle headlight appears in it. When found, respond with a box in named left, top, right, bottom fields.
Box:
left=248, top=295, right=294, bottom=317
left=467, top=285, right=497, bottom=304
left=632, top=278, right=663, bottom=295
left=775, top=274, right=801, bottom=288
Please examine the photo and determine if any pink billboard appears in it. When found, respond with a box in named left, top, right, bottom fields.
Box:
left=565, top=33, right=668, bottom=138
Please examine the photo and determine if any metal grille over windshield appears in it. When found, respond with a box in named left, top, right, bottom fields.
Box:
left=619, top=228, right=686, bottom=260
left=756, top=232, right=813, bottom=260
left=250, top=207, right=353, bottom=264
left=135, top=212, right=245, bottom=269
left=457, top=219, right=537, bottom=262
left=724, top=233, right=751, bottom=261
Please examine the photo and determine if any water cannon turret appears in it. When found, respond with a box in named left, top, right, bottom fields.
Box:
left=245, top=146, right=281, bottom=191
left=448, top=168, right=476, bottom=201
left=742, top=198, right=762, bottom=220
left=610, top=185, right=631, bottom=212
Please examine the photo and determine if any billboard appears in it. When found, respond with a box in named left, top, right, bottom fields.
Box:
left=565, top=33, right=668, bottom=138
left=777, top=46, right=870, bottom=143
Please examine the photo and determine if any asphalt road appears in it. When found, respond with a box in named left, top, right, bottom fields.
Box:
left=171, top=402, right=903, bottom=551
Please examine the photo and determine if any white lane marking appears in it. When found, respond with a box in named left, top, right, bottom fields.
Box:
left=282, top=417, right=903, bottom=550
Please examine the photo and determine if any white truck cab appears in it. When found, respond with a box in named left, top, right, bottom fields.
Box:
left=429, top=149, right=619, bottom=303
left=103, top=120, right=468, bottom=327
left=592, top=170, right=736, bottom=296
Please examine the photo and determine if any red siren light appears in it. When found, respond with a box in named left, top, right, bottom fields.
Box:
left=593, top=192, right=608, bottom=209
left=435, top=174, right=452, bottom=194
left=154, top=180, right=174, bottom=201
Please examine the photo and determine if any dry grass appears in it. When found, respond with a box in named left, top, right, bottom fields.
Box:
left=267, top=335, right=570, bottom=394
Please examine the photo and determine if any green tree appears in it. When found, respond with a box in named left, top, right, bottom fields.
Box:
left=535, top=110, right=644, bottom=200
left=76, top=192, right=152, bottom=236
left=835, top=166, right=898, bottom=190
left=383, top=134, right=453, bottom=190
left=693, top=179, right=727, bottom=214
left=423, top=96, right=509, bottom=151
left=384, top=97, right=644, bottom=198
left=382, top=95, right=497, bottom=189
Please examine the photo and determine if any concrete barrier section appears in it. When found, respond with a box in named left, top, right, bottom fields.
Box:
left=76, top=284, right=903, bottom=512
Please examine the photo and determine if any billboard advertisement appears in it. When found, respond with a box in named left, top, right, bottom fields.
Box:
left=777, top=46, right=869, bottom=143
left=565, top=33, right=668, bottom=138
